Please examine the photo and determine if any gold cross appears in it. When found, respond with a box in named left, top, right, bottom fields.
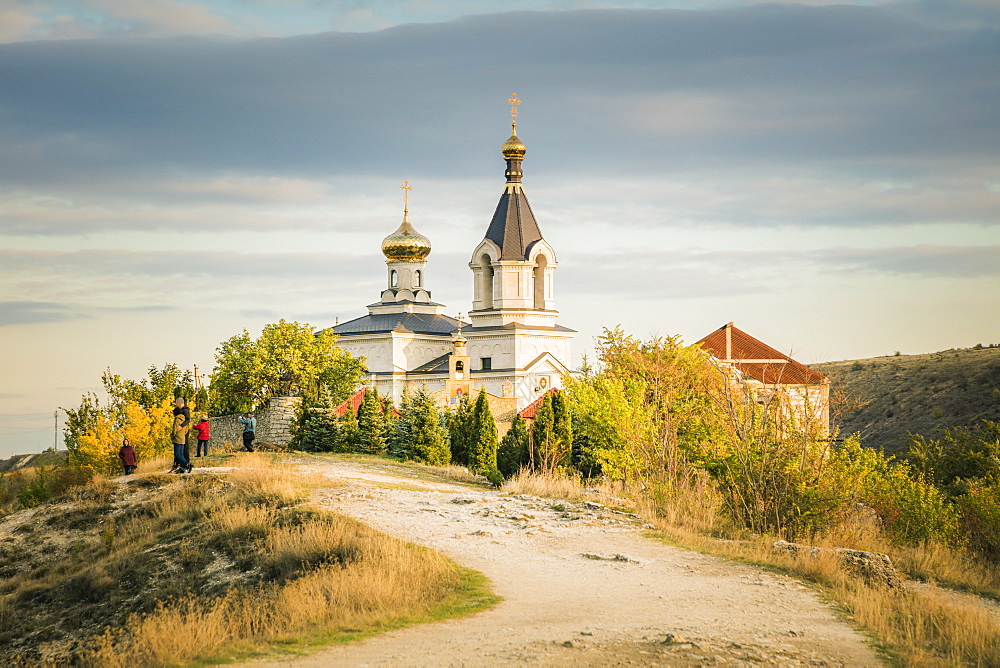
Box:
left=400, top=180, right=412, bottom=210
left=508, top=92, right=521, bottom=126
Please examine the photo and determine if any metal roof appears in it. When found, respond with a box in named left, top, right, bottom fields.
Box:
left=695, top=323, right=828, bottom=386
left=332, top=312, right=463, bottom=336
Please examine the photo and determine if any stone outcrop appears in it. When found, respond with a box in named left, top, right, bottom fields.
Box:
left=773, top=539, right=903, bottom=589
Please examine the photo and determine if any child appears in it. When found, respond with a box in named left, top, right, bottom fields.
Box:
left=192, top=417, right=211, bottom=456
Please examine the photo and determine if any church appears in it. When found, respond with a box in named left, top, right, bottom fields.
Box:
left=329, top=97, right=576, bottom=412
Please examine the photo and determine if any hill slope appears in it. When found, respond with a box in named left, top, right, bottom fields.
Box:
left=814, top=346, right=1000, bottom=454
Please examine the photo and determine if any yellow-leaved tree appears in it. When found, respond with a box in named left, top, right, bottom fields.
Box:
left=64, top=364, right=199, bottom=475
left=72, top=398, right=175, bottom=474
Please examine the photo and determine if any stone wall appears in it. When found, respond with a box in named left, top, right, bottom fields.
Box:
left=210, top=396, right=302, bottom=449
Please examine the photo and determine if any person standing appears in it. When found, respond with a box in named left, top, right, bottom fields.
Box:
left=237, top=412, right=256, bottom=452
left=118, top=438, right=137, bottom=475
left=192, top=417, right=211, bottom=457
left=172, top=397, right=192, bottom=473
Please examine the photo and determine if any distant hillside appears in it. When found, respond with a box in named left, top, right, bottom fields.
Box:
left=814, top=346, right=1000, bottom=454
left=0, top=449, right=67, bottom=473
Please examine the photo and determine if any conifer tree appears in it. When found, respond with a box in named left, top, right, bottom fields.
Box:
left=389, top=386, right=415, bottom=459
left=467, top=389, right=499, bottom=475
left=552, top=390, right=574, bottom=468
left=355, top=388, right=387, bottom=454
left=408, top=389, right=450, bottom=466
left=448, top=396, right=472, bottom=465
left=531, top=392, right=555, bottom=471
left=337, top=402, right=359, bottom=453
left=298, top=386, right=340, bottom=452
left=497, top=414, right=529, bottom=478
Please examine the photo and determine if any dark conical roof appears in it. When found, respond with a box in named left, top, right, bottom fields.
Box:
left=485, top=188, right=543, bottom=260
left=484, top=121, right=544, bottom=261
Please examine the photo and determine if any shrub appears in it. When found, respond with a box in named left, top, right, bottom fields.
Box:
left=466, top=391, right=498, bottom=475
left=955, top=480, right=1000, bottom=560
left=497, top=415, right=529, bottom=478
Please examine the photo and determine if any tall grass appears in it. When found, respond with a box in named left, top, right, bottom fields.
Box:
left=3, top=457, right=497, bottom=666
left=503, top=470, right=1000, bottom=666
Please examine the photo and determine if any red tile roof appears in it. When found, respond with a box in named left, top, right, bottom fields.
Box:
left=519, top=388, right=559, bottom=419
left=334, top=388, right=367, bottom=416
left=695, top=323, right=828, bottom=386
left=334, top=388, right=400, bottom=416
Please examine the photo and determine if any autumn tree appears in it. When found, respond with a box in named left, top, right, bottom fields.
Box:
left=211, top=320, right=365, bottom=414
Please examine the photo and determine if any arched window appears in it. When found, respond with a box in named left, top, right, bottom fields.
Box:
left=533, top=255, right=547, bottom=309
left=390, top=270, right=398, bottom=287
left=481, top=254, right=494, bottom=309
left=414, top=270, right=421, bottom=287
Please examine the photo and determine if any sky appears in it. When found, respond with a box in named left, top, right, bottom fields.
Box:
left=0, top=0, right=998, bottom=457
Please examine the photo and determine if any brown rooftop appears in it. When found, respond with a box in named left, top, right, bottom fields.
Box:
left=695, top=322, right=828, bottom=386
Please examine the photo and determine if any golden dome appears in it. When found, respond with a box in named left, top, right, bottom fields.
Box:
left=501, top=128, right=526, bottom=159
left=381, top=210, right=431, bottom=262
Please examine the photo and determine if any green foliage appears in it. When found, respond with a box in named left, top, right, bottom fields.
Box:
left=466, top=391, right=498, bottom=475
left=529, top=391, right=573, bottom=473
left=211, top=320, right=366, bottom=415
left=297, top=388, right=341, bottom=453
left=63, top=366, right=182, bottom=474
left=955, top=479, right=1000, bottom=560
left=101, top=364, right=196, bottom=410
left=388, top=387, right=416, bottom=459
left=568, top=377, right=649, bottom=480
left=497, top=415, right=529, bottom=478
left=448, top=397, right=473, bottom=466
left=862, top=461, right=960, bottom=546
left=337, top=403, right=360, bottom=453
left=355, top=388, right=388, bottom=455
left=406, top=389, right=451, bottom=466
left=907, top=420, right=1000, bottom=495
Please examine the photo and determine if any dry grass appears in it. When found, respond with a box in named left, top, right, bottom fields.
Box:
left=504, top=470, right=1000, bottom=666
left=2, top=457, right=497, bottom=666
left=83, top=514, right=479, bottom=668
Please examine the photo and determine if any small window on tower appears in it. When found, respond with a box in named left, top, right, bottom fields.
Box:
left=414, top=270, right=421, bottom=287
left=481, top=357, right=492, bottom=370
left=390, top=270, right=398, bottom=287
left=455, top=360, right=464, bottom=371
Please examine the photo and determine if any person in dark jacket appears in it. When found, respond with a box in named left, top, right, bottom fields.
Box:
left=172, top=397, right=192, bottom=473
left=118, top=439, right=137, bottom=475
left=237, top=412, right=256, bottom=452
left=192, top=418, right=211, bottom=456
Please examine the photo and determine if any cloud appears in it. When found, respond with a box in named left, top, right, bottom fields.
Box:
left=808, top=245, right=1000, bottom=278
left=0, top=5, right=996, bottom=177
left=0, top=301, right=87, bottom=326
left=558, top=244, right=1000, bottom=301
left=0, top=4, right=995, bottom=239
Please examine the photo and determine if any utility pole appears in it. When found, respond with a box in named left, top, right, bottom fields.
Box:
left=54, top=410, right=58, bottom=451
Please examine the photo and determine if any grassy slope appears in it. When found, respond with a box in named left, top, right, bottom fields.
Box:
left=0, top=457, right=498, bottom=665
left=814, top=346, right=1000, bottom=454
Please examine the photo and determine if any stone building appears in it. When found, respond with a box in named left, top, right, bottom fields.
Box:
left=330, top=102, right=575, bottom=412
left=695, top=322, right=830, bottom=433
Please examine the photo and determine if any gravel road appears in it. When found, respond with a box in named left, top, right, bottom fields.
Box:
left=248, top=458, right=881, bottom=667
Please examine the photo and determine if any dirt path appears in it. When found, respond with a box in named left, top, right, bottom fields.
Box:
left=249, top=458, right=881, bottom=667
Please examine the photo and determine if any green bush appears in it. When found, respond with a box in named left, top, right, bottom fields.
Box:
left=955, top=480, right=1000, bottom=560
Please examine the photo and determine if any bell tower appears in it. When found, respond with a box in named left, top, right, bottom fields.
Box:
left=468, top=94, right=559, bottom=328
